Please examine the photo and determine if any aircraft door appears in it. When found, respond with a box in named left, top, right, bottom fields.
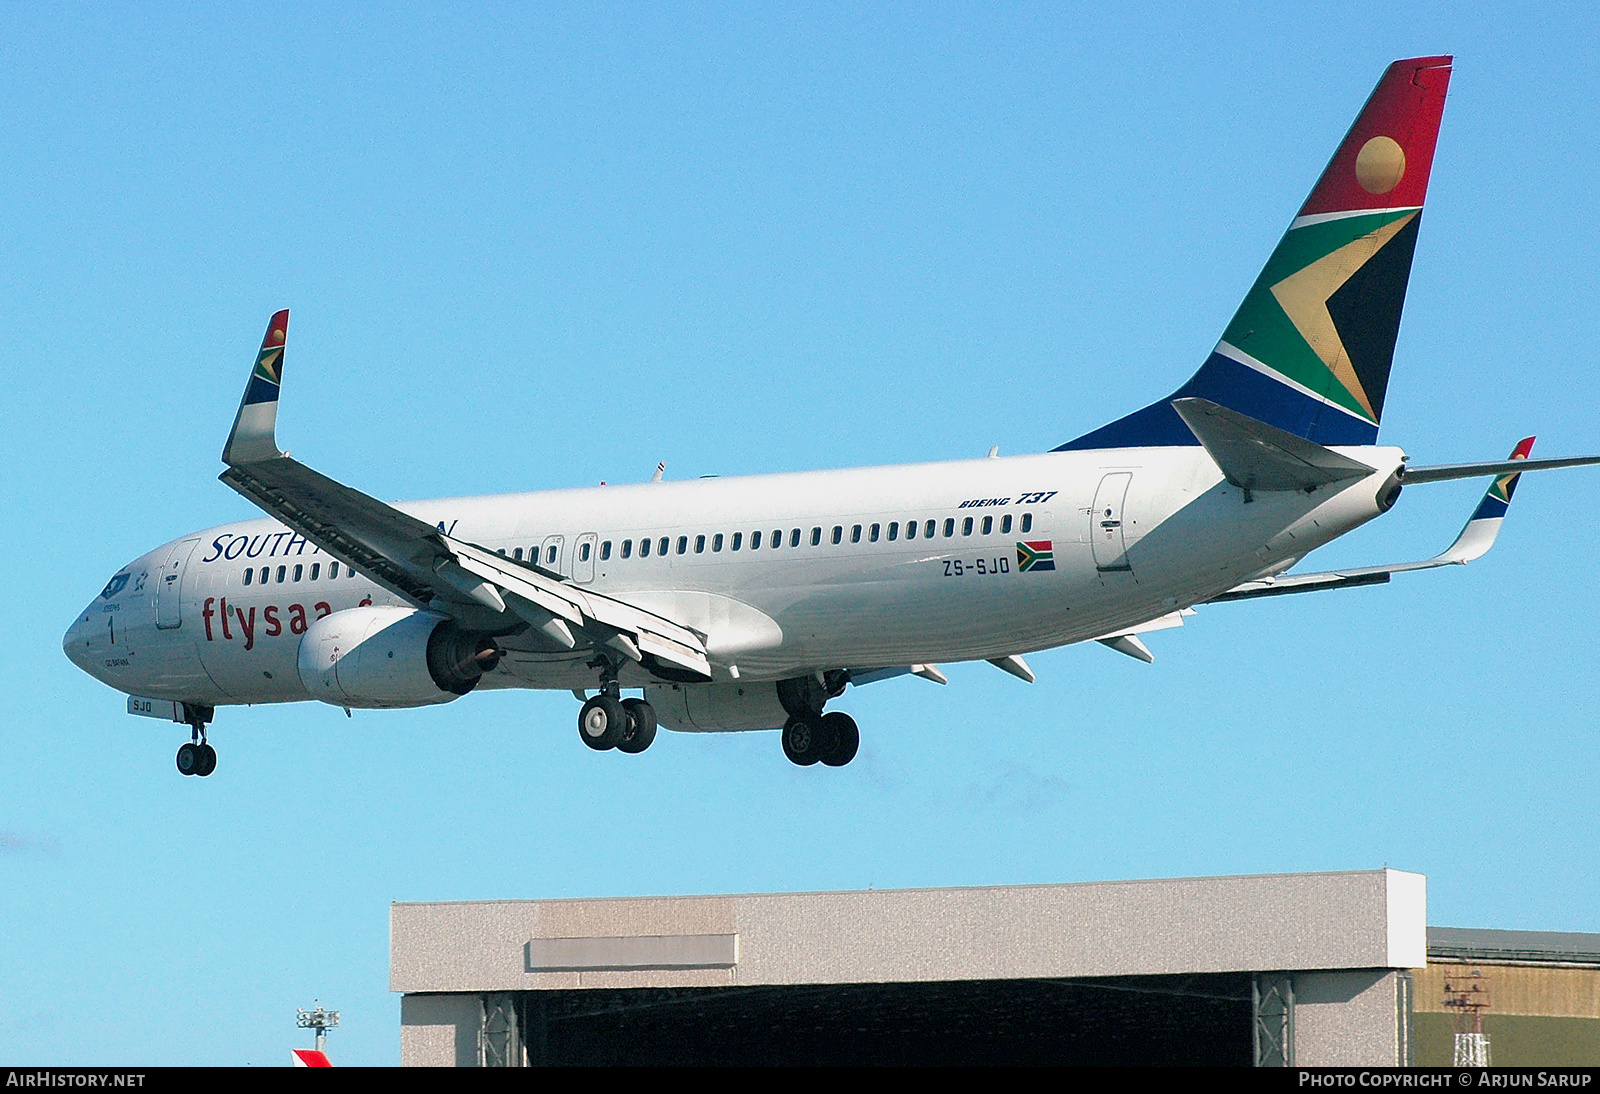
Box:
left=573, top=533, right=598, bottom=583
left=1091, top=473, right=1133, bottom=572
left=539, top=535, right=566, bottom=577
left=154, top=537, right=201, bottom=629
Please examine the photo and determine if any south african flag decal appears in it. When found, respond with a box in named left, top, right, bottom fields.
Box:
left=1017, top=540, right=1055, bottom=572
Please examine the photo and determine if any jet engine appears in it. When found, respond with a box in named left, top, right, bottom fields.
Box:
left=297, top=606, right=500, bottom=709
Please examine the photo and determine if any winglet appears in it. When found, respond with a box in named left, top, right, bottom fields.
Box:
left=1436, top=436, right=1534, bottom=563
left=222, top=310, right=290, bottom=466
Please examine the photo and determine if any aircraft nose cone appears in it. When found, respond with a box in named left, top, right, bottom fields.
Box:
left=63, top=612, right=91, bottom=671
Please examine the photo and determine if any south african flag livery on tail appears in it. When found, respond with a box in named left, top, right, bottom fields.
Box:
left=1017, top=540, right=1055, bottom=572
left=1060, top=57, right=1453, bottom=451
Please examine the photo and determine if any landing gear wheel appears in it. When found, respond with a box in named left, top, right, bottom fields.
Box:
left=194, top=743, right=218, bottom=777
left=579, top=695, right=627, bottom=751
left=782, top=716, right=826, bottom=766
left=176, top=742, right=200, bottom=776
left=819, top=711, right=859, bottom=767
left=618, top=698, right=658, bottom=754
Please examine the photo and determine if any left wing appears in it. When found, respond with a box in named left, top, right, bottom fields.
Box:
left=1211, top=437, right=1536, bottom=604
left=217, top=311, right=712, bottom=680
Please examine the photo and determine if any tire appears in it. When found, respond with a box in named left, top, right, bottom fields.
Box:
left=578, top=695, right=626, bottom=750
left=194, top=743, right=218, bottom=777
left=618, top=699, right=658, bottom=754
left=176, top=742, right=200, bottom=776
left=781, top=716, right=823, bottom=766
left=819, top=711, right=859, bottom=767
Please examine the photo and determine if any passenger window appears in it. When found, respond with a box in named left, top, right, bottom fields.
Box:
left=658, top=537, right=669, bottom=556
left=601, top=541, right=612, bottom=561
left=677, top=536, right=688, bottom=555
left=943, top=518, right=954, bottom=538
left=330, top=562, right=340, bottom=579
left=925, top=519, right=936, bottom=538
left=788, top=528, right=800, bottom=548
left=831, top=526, right=843, bottom=544
left=513, top=547, right=523, bottom=560
left=276, top=565, right=286, bottom=583
left=293, top=564, right=303, bottom=581
left=906, top=521, right=917, bottom=540
left=546, top=546, right=557, bottom=564
left=497, top=548, right=506, bottom=556
left=580, top=543, right=591, bottom=562
left=982, top=516, right=993, bottom=535
left=851, top=525, right=861, bottom=543
left=640, top=538, right=651, bottom=558
left=622, top=539, right=633, bottom=559
left=1001, top=514, right=1013, bottom=534
left=691, top=535, right=703, bottom=554
left=888, top=522, right=899, bottom=541
left=1022, top=513, right=1033, bottom=533
left=713, top=534, right=723, bottom=552
left=962, top=517, right=973, bottom=536
left=731, top=532, right=742, bottom=551
left=870, top=523, right=880, bottom=542
left=243, top=568, right=253, bottom=586
left=751, top=530, right=761, bottom=549
left=811, top=527, right=822, bottom=546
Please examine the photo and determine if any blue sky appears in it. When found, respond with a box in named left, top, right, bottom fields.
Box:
left=3, top=2, right=1598, bottom=1066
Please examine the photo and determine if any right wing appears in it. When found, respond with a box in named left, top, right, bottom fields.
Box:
left=1211, top=437, right=1536, bottom=604
left=216, top=311, right=712, bottom=680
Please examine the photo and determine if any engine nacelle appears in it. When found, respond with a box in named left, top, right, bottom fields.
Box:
left=645, top=682, right=789, bottom=733
left=297, top=606, right=500, bottom=709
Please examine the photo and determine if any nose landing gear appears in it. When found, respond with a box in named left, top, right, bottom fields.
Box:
left=175, top=705, right=217, bottom=777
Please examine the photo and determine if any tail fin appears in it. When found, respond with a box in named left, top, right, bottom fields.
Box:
left=1059, top=56, right=1453, bottom=451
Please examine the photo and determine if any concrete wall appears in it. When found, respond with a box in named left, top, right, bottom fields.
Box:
left=1295, top=970, right=1407, bottom=1066
left=392, top=869, right=1425, bottom=994
left=400, top=994, right=480, bottom=1067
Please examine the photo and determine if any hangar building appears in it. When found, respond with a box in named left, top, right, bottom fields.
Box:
left=394, top=869, right=1431, bottom=1066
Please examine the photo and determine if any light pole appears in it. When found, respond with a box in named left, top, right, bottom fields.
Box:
left=296, top=1001, right=340, bottom=1054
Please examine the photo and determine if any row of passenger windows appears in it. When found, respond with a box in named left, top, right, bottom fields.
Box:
left=241, top=561, right=359, bottom=586
left=502, top=512, right=1034, bottom=565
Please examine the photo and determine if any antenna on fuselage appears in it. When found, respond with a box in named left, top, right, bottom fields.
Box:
left=650, top=461, right=665, bottom=483
left=987, top=446, right=999, bottom=458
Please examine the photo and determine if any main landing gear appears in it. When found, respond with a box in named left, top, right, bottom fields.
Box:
left=777, top=672, right=859, bottom=767
left=781, top=710, right=859, bottom=767
left=175, top=704, right=217, bottom=777
left=577, top=656, right=657, bottom=755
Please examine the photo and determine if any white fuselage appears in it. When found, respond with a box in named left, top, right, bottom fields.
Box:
left=64, top=445, right=1406, bottom=710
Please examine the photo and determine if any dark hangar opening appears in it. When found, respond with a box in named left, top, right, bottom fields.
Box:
left=516, top=974, right=1253, bottom=1066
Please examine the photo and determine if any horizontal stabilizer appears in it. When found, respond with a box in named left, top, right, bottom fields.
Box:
left=1172, top=398, right=1375, bottom=493
left=1401, top=453, right=1600, bottom=484
left=1213, top=437, right=1538, bottom=604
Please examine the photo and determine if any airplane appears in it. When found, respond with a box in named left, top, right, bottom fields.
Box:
left=63, top=55, right=1600, bottom=777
